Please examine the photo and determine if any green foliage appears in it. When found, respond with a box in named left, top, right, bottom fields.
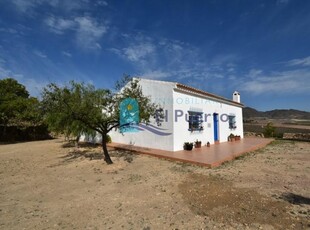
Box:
left=42, top=78, right=159, bottom=135
left=117, top=78, right=159, bottom=124
left=41, top=77, right=160, bottom=164
left=41, top=82, right=97, bottom=141
left=0, top=78, right=42, bottom=126
left=183, top=142, right=194, bottom=150
left=0, top=78, right=29, bottom=99
left=115, top=74, right=132, bottom=91
left=264, top=122, right=276, bottom=138
left=105, top=134, right=112, bottom=143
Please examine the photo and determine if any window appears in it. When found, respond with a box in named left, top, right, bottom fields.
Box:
left=228, top=115, right=236, bottom=129
left=188, top=111, right=203, bottom=131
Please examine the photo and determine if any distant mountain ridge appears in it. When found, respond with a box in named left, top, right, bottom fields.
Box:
left=243, top=107, right=310, bottom=119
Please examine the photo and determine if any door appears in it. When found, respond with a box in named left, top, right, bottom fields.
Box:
left=213, top=113, right=219, bottom=141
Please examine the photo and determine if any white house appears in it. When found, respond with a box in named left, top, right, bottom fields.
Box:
left=109, top=78, right=244, bottom=151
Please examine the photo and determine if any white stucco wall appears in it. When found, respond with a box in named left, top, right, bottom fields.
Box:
left=99, top=78, right=244, bottom=152
left=172, top=90, right=243, bottom=151
left=109, top=79, right=176, bottom=151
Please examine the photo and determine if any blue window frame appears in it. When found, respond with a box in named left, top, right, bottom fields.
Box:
left=188, top=111, right=203, bottom=131
left=228, top=115, right=236, bottom=129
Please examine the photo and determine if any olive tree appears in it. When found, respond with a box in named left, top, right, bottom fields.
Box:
left=41, top=77, right=160, bottom=164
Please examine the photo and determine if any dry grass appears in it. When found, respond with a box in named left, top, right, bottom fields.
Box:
left=0, top=139, right=309, bottom=229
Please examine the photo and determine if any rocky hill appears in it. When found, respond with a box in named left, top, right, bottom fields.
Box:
left=243, top=107, right=310, bottom=119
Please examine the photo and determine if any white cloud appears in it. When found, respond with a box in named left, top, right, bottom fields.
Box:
left=109, top=48, right=121, bottom=56
left=140, top=70, right=171, bottom=79
left=11, top=0, right=90, bottom=13
left=11, top=0, right=36, bottom=13
left=74, top=16, right=107, bottom=50
left=114, top=33, right=157, bottom=63
left=228, top=75, right=237, bottom=80
left=96, top=0, right=108, bottom=6
left=0, top=65, right=11, bottom=77
left=240, top=57, right=310, bottom=96
left=0, top=27, right=18, bottom=34
left=241, top=69, right=310, bottom=95
left=58, top=0, right=90, bottom=11
left=123, top=43, right=155, bottom=62
left=20, top=77, right=48, bottom=97
left=45, top=15, right=107, bottom=50
left=287, top=56, right=310, bottom=67
left=95, top=43, right=102, bottom=49
left=114, top=34, right=204, bottom=81
left=62, top=51, right=72, bottom=57
left=110, top=33, right=237, bottom=86
left=45, top=16, right=76, bottom=34
left=33, top=50, right=47, bottom=58
left=0, top=63, right=47, bottom=96
left=247, top=69, right=263, bottom=79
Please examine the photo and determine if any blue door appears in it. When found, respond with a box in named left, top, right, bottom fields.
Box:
left=213, top=113, right=219, bottom=141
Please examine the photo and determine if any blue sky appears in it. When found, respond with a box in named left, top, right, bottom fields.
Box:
left=0, top=0, right=309, bottom=111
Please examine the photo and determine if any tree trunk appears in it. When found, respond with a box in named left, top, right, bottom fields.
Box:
left=101, top=134, right=113, bottom=164
left=75, top=135, right=80, bottom=148
left=1, top=125, right=6, bottom=141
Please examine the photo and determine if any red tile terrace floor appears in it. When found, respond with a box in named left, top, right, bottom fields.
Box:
left=108, top=137, right=274, bottom=168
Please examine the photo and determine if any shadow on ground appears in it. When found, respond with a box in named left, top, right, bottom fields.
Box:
left=109, top=150, right=136, bottom=163
left=279, top=192, right=310, bottom=205
left=61, top=141, right=100, bottom=149
left=61, top=149, right=103, bottom=161
left=60, top=147, right=136, bottom=164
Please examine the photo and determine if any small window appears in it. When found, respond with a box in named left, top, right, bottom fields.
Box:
left=229, top=115, right=236, bottom=129
left=188, top=111, right=203, bottom=131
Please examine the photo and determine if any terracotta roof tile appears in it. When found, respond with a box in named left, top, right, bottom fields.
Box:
left=176, top=83, right=244, bottom=107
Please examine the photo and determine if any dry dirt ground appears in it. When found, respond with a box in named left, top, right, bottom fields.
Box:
left=0, top=139, right=309, bottom=229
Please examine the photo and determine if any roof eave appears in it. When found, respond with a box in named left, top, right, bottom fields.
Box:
left=175, top=83, right=244, bottom=108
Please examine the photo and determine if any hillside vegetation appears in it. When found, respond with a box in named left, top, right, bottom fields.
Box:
left=243, top=107, right=310, bottom=120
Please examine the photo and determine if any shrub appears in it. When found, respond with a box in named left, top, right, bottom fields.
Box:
left=264, top=122, right=276, bottom=138
left=0, top=125, right=51, bottom=142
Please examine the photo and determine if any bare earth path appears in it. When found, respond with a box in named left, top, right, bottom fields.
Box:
left=0, top=139, right=309, bottom=229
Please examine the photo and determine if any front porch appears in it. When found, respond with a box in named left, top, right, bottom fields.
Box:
left=108, top=137, right=274, bottom=168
